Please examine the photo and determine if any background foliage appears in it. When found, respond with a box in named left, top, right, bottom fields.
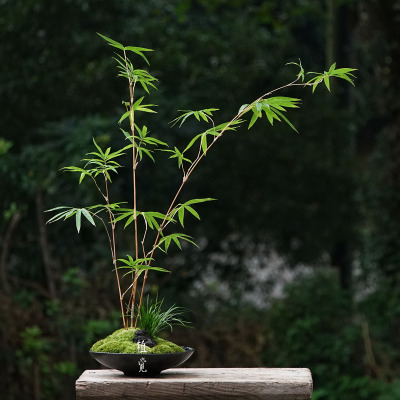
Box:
left=1, top=0, right=400, bottom=399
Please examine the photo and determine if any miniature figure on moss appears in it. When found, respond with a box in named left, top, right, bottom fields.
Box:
left=47, top=34, right=356, bottom=357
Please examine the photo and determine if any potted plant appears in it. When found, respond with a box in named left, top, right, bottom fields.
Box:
left=46, top=34, right=355, bottom=376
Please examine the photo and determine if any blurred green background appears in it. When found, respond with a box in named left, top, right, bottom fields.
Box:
left=1, top=1, right=400, bottom=399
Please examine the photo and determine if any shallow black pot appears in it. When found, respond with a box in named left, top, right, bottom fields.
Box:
left=89, top=347, right=195, bottom=376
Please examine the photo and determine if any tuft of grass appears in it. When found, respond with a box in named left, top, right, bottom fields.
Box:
left=137, top=297, right=191, bottom=338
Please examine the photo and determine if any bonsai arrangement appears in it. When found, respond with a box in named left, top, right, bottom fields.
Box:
left=47, top=34, right=355, bottom=374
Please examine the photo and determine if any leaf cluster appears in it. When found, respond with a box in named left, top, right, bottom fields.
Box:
left=46, top=206, right=95, bottom=233
left=117, top=255, right=169, bottom=278
left=113, top=198, right=214, bottom=255
left=306, top=62, right=357, bottom=92
left=119, top=97, right=157, bottom=125
left=165, top=114, right=243, bottom=168
left=241, top=96, right=301, bottom=132
left=98, top=33, right=158, bottom=94
left=63, top=138, right=128, bottom=183
left=170, top=108, right=219, bottom=127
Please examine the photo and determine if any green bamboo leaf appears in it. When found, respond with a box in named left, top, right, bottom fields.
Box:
left=92, top=138, right=104, bottom=155
left=178, top=207, right=185, bottom=227
left=263, top=106, right=279, bottom=125
left=143, top=213, right=154, bottom=229
left=265, top=102, right=285, bottom=112
left=287, top=60, right=305, bottom=81
left=199, top=112, right=209, bottom=122
left=147, top=211, right=169, bottom=220
left=158, top=233, right=198, bottom=253
left=84, top=155, right=102, bottom=162
left=137, top=106, right=157, bottom=113
left=203, top=108, right=219, bottom=115
left=113, top=55, right=129, bottom=70
left=184, top=198, right=216, bottom=206
left=201, top=133, right=208, bottom=154
left=132, top=96, right=144, bottom=109
left=150, top=215, right=161, bottom=231
left=213, top=119, right=244, bottom=132
left=125, top=46, right=154, bottom=53
left=331, top=70, right=356, bottom=86
left=140, top=148, right=155, bottom=162
left=185, top=206, right=200, bottom=220
left=266, top=97, right=300, bottom=108
left=81, top=209, right=96, bottom=226
left=104, top=170, right=112, bottom=182
left=324, top=76, right=331, bottom=91
left=64, top=209, right=76, bottom=219
left=171, top=108, right=217, bottom=128
left=106, top=149, right=127, bottom=161
left=75, top=209, right=82, bottom=233
left=170, top=111, right=193, bottom=127
left=62, top=166, right=86, bottom=173
left=146, top=266, right=170, bottom=273
left=124, top=215, right=135, bottom=228
left=118, top=110, right=131, bottom=124
left=248, top=112, right=259, bottom=129
left=113, top=211, right=133, bottom=223
left=45, top=206, right=69, bottom=212
left=46, top=209, right=71, bottom=224
left=238, top=104, right=249, bottom=114
left=138, top=125, right=148, bottom=138
left=332, top=67, right=357, bottom=74
left=312, top=83, right=318, bottom=93
left=89, top=203, right=124, bottom=212
left=124, top=46, right=153, bottom=65
left=97, top=33, right=125, bottom=50
left=183, top=133, right=203, bottom=153
left=172, top=236, right=182, bottom=249
left=142, top=136, right=168, bottom=148
left=164, top=236, right=171, bottom=252
left=273, top=109, right=298, bottom=133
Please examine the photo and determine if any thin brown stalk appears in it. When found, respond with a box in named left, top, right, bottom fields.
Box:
left=104, top=175, right=126, bottom=328
left=124, top=48, right=140, bottom=328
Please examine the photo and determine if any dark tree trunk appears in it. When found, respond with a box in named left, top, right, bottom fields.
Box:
left=35, top=191, right=58, bottom=301
left=0, top=211, right=21, bottom=294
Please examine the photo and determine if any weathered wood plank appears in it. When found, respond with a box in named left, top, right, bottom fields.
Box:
left=76, top=368, right=313, bottom=400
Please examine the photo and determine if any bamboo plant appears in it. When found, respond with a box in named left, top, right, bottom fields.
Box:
left=47, top=34, right=356, bottom=331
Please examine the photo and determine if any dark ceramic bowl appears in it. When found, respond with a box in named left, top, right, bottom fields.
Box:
left=89, top=346, right=195, bottom=376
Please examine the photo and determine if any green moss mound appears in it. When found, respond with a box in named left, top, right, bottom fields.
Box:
left=90, top=328, right=185, bottom=354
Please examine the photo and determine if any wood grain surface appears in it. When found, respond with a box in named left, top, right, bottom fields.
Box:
left=76, top=368, right=313, bottom=400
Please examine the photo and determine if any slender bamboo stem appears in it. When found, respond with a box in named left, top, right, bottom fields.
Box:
left=104, top=175, right=126, bottom=328
left=125, top=49, right=140, bottom=328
